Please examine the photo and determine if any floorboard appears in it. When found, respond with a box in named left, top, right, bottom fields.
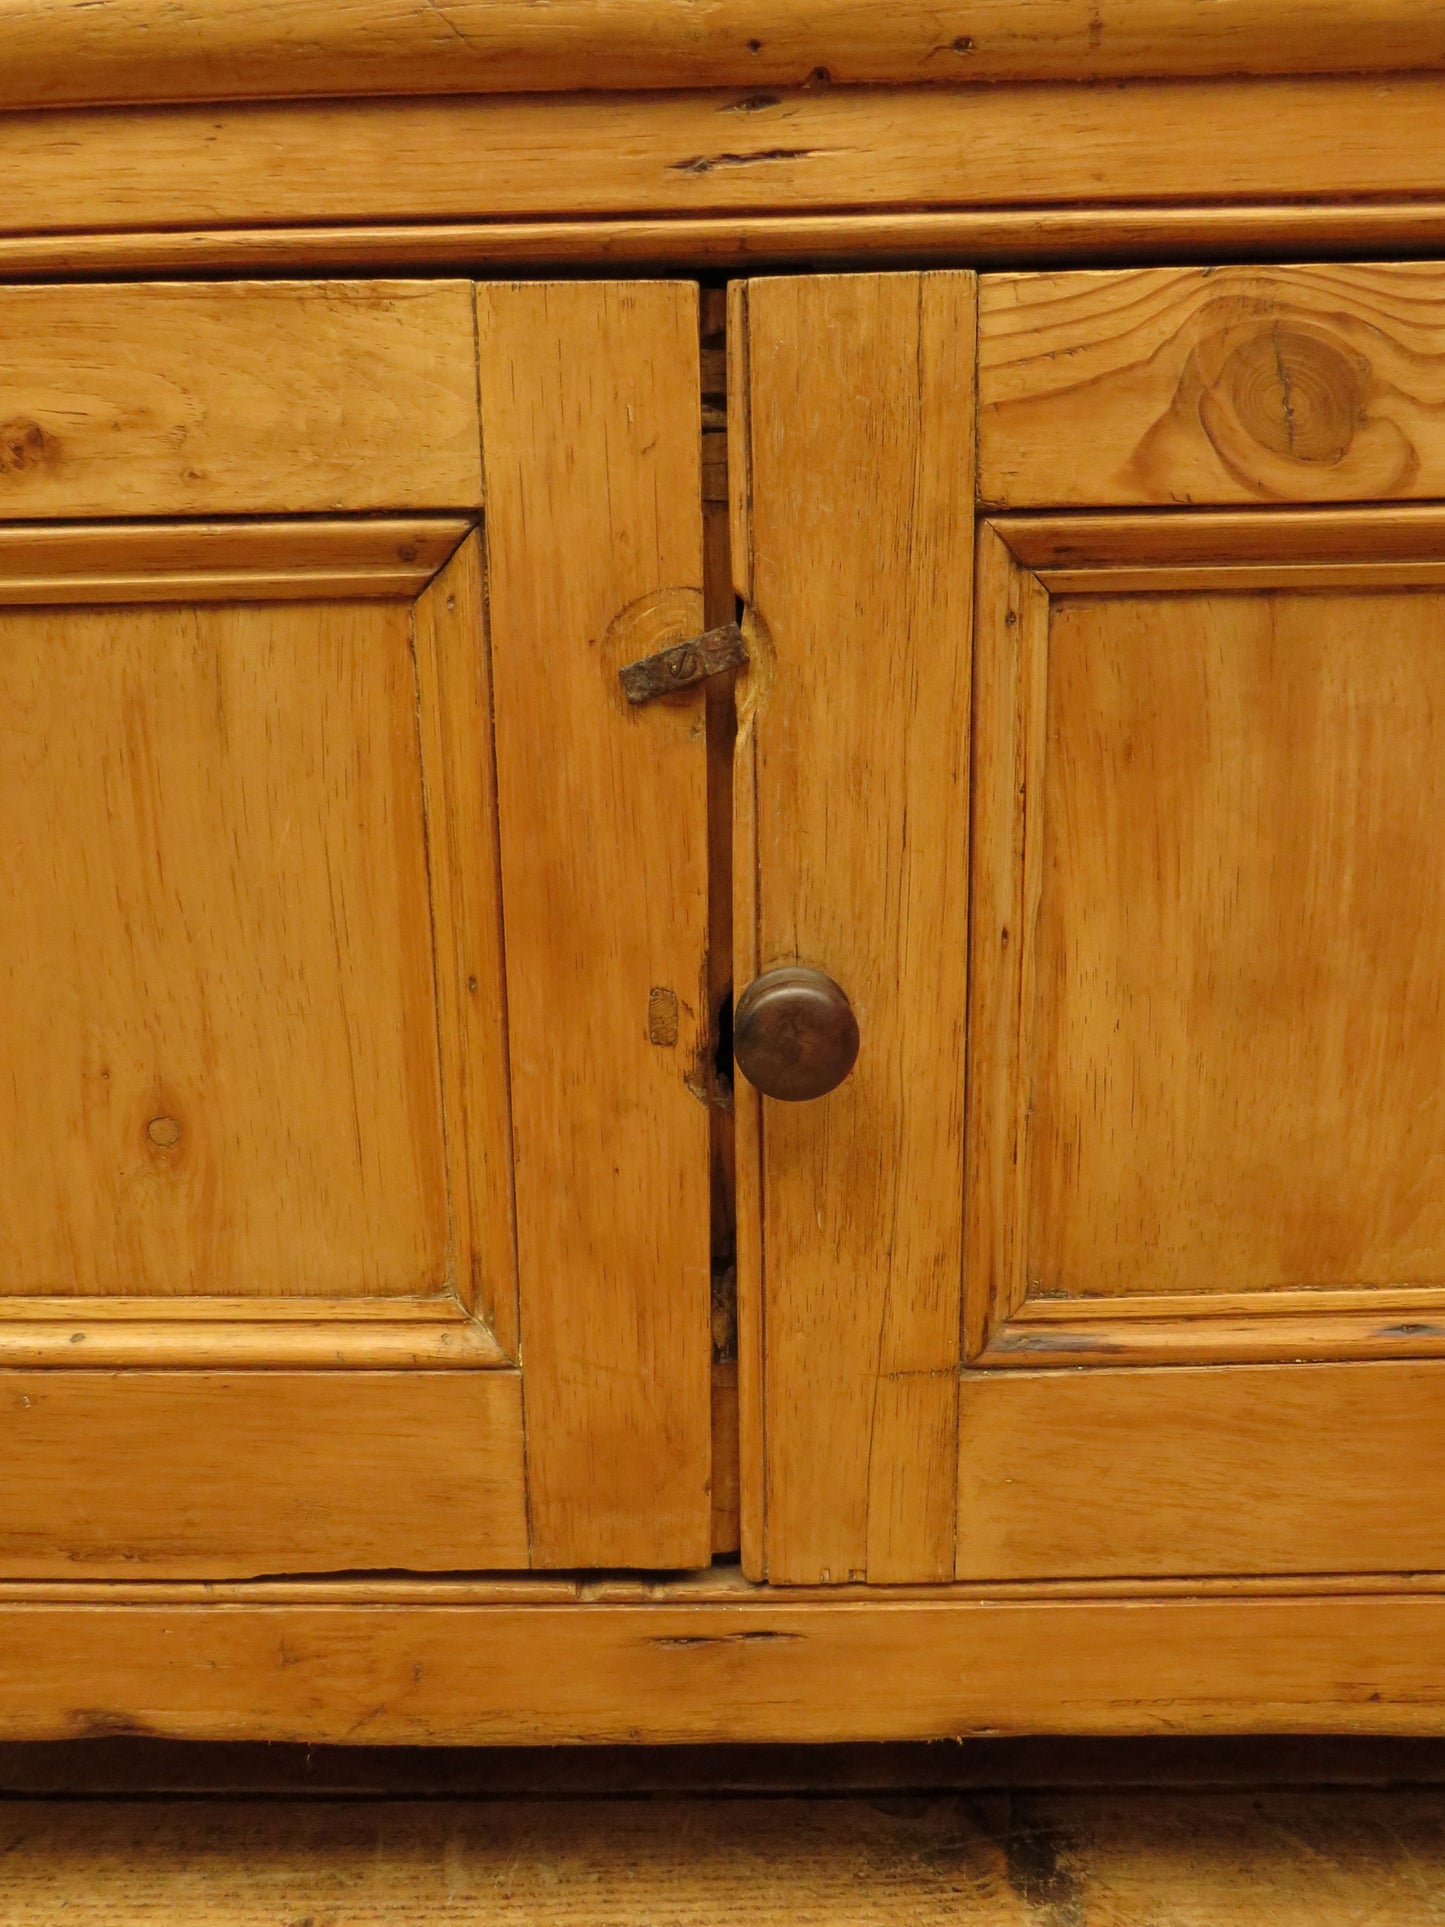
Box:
left=5, top=1776, right=1445, bottom=1923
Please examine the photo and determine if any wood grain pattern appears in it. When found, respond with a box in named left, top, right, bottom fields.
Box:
left=987, top=1290, right=1445, bottom=1368
left=734, top=272, right=974, bottom=1584
left=968, top=516, right=1445, bottom=1375
left=11, top=1588, right=1445, bottom=1739
left=980, top=263, right=1445, bottom=508
left=963, top=526, right=1051, bottom=1360
left=729, top=274, right=766, bottom=1582
left=477, top=282, right=712, bottom=1570
left=1002, top=503, right=1445, bottom=573
left=17, top=203, right=1445, bottom=278
left=0, top=519, right=470, bottom=603
left=0, top=594, right=450, bottom=1300
left=9, top=1787, right=1445, bottom=1925
left=1029, top=587, right=1445, bottom=1303
left=9, top=206, right=1445, bottom=282
left=9, top=82, right=1445, bottom=240
left=0, top=1302, right=504, bottom=1370
left=6, top=0, right=1444, bottom=107
left=411, top=534, right=518, bottom=1350
left=0, top=1371, right=528, bottom=1579
left=957, top=1363, right=1445, bottom=1580
left=0, top=282, right=480, bottom=519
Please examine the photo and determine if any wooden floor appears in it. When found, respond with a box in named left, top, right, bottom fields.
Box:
left=5, top=1741, right=1445, bottom=1923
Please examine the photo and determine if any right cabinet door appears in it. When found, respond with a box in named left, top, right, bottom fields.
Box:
left=963, top=261, right=1445, bottom=1579
left=733, top=261, right=1445, bottom=1587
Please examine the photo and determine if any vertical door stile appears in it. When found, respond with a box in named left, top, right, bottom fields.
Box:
left=477, top=281, right=714, bottom=1570
left=731, top=272, right=978, bottom=1584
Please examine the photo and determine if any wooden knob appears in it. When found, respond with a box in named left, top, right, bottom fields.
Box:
left=733, top=966, right=859, bottom=1102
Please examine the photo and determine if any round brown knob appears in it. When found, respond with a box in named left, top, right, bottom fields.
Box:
left=733, top=966, right=859, bottom=1102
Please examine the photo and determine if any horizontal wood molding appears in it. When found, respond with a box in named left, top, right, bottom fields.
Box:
left=6, top=1585, right=1445, bottom=1739
left=7, top=204, right=1445, bottom=278
left=0, top=1297, right=506, bottom=1369
left=0, top=1371, right=528, bottom=1578
left=983, top=1292, right=1445, bottom=1368
left=980, top=262, right=1445, bottom=510
left=0, top=282, right=482, bottom=519
left=0, top=519, right=472, bottom=602
left=4, top=0, right=1444, bottom=108
left=7, top=82, right=1445, bottom=244
left=997, top=506, right=1445, bottom=595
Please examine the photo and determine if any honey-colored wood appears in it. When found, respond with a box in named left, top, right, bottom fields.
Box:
left=0, top=1302, right=504, bottom=1370
left=0, top=283, right=481, bottom=518
left=11, top=1585, right=1445, bottom=1739
left=957, top=1363, right=1445, bottom=1581
left=732, top=272, right=974, bottom=1584
left=9, top=1785, right=1445, bottom=1925
left=961, top=502, right=1445, bottom=1578
left=729, top=277, right=767, bottom=1582
left=0, top=592, right=449, bottom=1300
left=979, top=263, right=1445, bottom=509
left=987, top=1292, right=1445, bottom=1368
left=1003, top=503, right=1445, bottom=572
left=8, top=82, right=1445, bottom=241
left=0, top=1372, right=528, bottom=1579
left=17, top=202, right=1445, bottom=278
left=6, top=0, right=1444, bottom=108
left=411, top=535, right=518, bottom=1349
left=963, top=527, right=1052, bottom=1361
left=476, top=282, right=712, bottom=1570
left=1035, top=587, right=1445, bottom=1302
left=967, top=514, right=1445, bottom=1362
left=0, top=519, right=470, bottom=604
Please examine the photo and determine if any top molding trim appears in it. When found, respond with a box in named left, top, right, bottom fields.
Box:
left=1, top=0, right=1443, bottom=112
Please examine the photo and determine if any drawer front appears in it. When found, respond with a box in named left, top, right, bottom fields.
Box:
left=979, top=261, right=1445, bottom=508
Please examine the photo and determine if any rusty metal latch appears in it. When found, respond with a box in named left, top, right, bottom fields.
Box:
left=618, top=620, right=748, bottom=705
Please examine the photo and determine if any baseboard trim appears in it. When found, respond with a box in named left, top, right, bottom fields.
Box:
left=5, top=1580, right=1445, bottom=1742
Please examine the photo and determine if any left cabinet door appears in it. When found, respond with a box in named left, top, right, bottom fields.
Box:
left=0, top=279, right=713, bottom=1577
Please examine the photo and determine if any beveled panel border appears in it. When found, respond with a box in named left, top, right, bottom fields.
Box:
left=967, top=509, right=1445, bottom=1369
left=0, top=518, right=473, bottom=603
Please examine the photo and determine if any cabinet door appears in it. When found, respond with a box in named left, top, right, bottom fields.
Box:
left=733, top=259, right=1445, bottom=1585
left=0, top=278, right=711, bottom=1576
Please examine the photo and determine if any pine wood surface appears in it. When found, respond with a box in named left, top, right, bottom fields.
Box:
left=732, top=272, right=974, bottom=1586
left=5, top=1784, right=1445, bottom=1923
left=0, top=1371, right=528, bottom=1579
left=6, top=0, right=1445, bottom=107
left=956, top=1362, right=1445, bottom=1580
left=0, top=518, right=470, bottom=604
left=476, top=282, right=712, bottom=1571
left=13, top=203, right=1445, bottom=278
left=0, top=282, right=481, bottom=517
left=8, top=81, right=1445, bottom=243
left=979, top=262, right=1445, bottom=508
left=1031, top=589, right=1445, bottom=1301
left=0, top=593, right=448, bottom=1300
left=16, top=1588, right=1445, bottom=1740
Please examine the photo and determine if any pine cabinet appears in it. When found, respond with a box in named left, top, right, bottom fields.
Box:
left=6, top=7, right=1445, bottom=1739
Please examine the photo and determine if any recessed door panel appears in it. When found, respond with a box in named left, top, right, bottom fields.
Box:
left=960, top=505, right=1445, bottom=1577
